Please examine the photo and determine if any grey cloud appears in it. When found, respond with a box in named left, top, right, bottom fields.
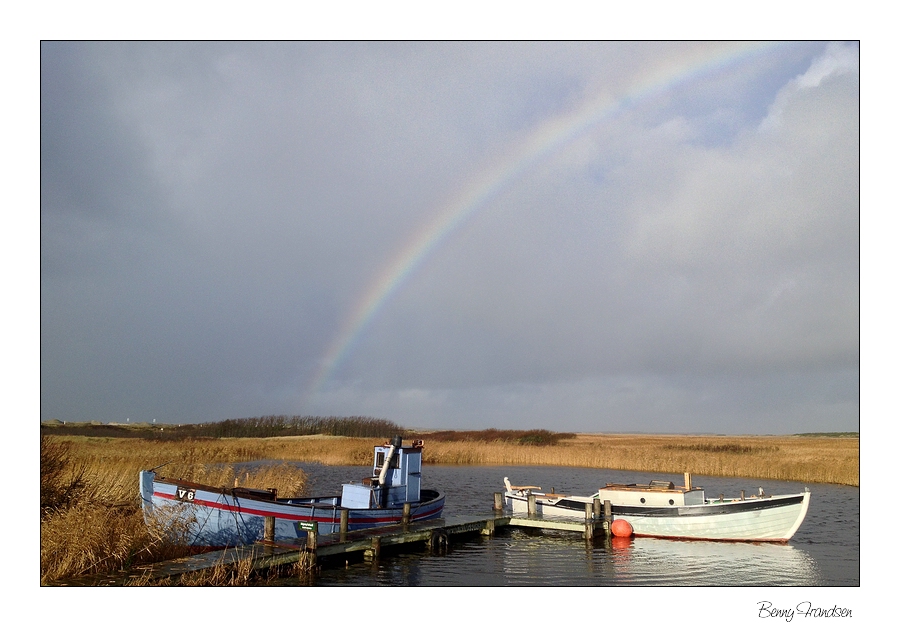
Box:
left=41, top=42, right=858, bottom=434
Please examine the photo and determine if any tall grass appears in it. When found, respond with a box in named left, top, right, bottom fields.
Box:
left=40, top=436, right=86, bottom=514
left=40, top=436, right=308, bottom=584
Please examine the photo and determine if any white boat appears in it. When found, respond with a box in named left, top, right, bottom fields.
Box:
left=503, top=473, right=810, bottom=542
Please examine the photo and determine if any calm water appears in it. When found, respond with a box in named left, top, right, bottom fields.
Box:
left=261, top=463, right=859, bottom=587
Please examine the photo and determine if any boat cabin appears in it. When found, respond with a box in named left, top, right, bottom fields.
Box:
left=340, top=437, right=424, bottom=509
left=596, top=480, right=707, bottom=507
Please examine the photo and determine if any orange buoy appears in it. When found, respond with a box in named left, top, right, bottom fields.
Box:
left=610, top=518, right=633, bottom=538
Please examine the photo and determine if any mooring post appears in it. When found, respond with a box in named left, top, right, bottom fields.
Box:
left=593, top=498, right=602, bottom=519
left=493, top=492, right=503, bottom=511
left=603, top=499, right=612, bottom=533
left=264, top=516, right=275, bottom=542
left=527, top=492, right=537, bottom=515
left=584, top=501, right=596, bottom=541
left=366, top=536, right=381, bottom=560
left=306, top=521, right=318, bottom=552
left=402, top=502, right=411, bottom=526
left=340, top=509, right=349, bottom=539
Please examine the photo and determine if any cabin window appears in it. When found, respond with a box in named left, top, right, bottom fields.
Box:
left=374, top=451, right=400, bottom=471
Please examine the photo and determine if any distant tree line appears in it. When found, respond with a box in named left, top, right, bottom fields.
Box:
left=40, top=419, right=573, bottom=446
left=40, top=422, right=148, bottom=438
left=423, top=428, right=576, bottom=446
left=40, top=415, right=404, bottom=440
left=190, top=415, right=403, bottom=440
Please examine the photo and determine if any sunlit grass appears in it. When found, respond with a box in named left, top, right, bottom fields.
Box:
left=423, top=433, right=858, bottom=486
left=40, top=436, right=307, bottom=584
left=54, top=431, right=858, bottom=486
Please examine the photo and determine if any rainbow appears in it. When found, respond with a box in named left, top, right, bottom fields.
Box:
left=306, top=42, right=788, bottom=402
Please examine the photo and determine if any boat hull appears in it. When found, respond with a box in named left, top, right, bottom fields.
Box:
left=141, top=471, right=445, bottom=547
left=504, top=491, right=810, bottom=542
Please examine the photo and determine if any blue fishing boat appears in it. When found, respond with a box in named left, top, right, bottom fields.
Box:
left=140, top=437, right=444, bottom=546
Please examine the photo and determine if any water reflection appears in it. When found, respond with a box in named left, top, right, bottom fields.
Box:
left=491, top=530, right=821, bottom=586
left=253, top=462, right=855, bottom=586
left=601, top=536, right=822, bottom=586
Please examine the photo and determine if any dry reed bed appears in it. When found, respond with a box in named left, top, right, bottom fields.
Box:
left=40, top=437, right=309, bottom=584
left=425, top=434, right=858, bottom=486
left=56, top=432, right=858, bottom=486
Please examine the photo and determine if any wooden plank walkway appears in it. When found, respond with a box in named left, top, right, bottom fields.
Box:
left=51, top=509, right=611, bottom=586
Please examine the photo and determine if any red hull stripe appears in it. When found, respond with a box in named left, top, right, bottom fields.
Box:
left=153, top=491, right=439, bottom=525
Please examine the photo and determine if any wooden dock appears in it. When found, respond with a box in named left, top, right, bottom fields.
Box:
left=51, top=494, right=612, bottom=586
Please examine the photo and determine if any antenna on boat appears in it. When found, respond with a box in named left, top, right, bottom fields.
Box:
left=149, top=461, right=171, bottom=472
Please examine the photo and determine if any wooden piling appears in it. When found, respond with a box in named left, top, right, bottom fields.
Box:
left=527, top=492, right=537, bottom=515
left=603, top=500, right=613, bottom=535
left=584, top=501, right=593, bottom=540
left=402, top=502, right=411, bottom=525
left=493, top=492, right=503, bottom=511
left=429, top=528, right=449, bottom=550
left=340, top=509, right=349, bottom=539
left=306, top=522, right=318, bottom=551
left=264, top=516, right=275, bottom=542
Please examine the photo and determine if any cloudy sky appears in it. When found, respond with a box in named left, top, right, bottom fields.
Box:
left=40, top=41, right=859, bottom=434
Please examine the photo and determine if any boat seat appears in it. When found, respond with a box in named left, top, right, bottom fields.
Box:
left=230, top=487, right=278, bottom=500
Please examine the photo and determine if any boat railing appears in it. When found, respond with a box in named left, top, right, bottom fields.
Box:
left=602, top=481, right=678, bottom=491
